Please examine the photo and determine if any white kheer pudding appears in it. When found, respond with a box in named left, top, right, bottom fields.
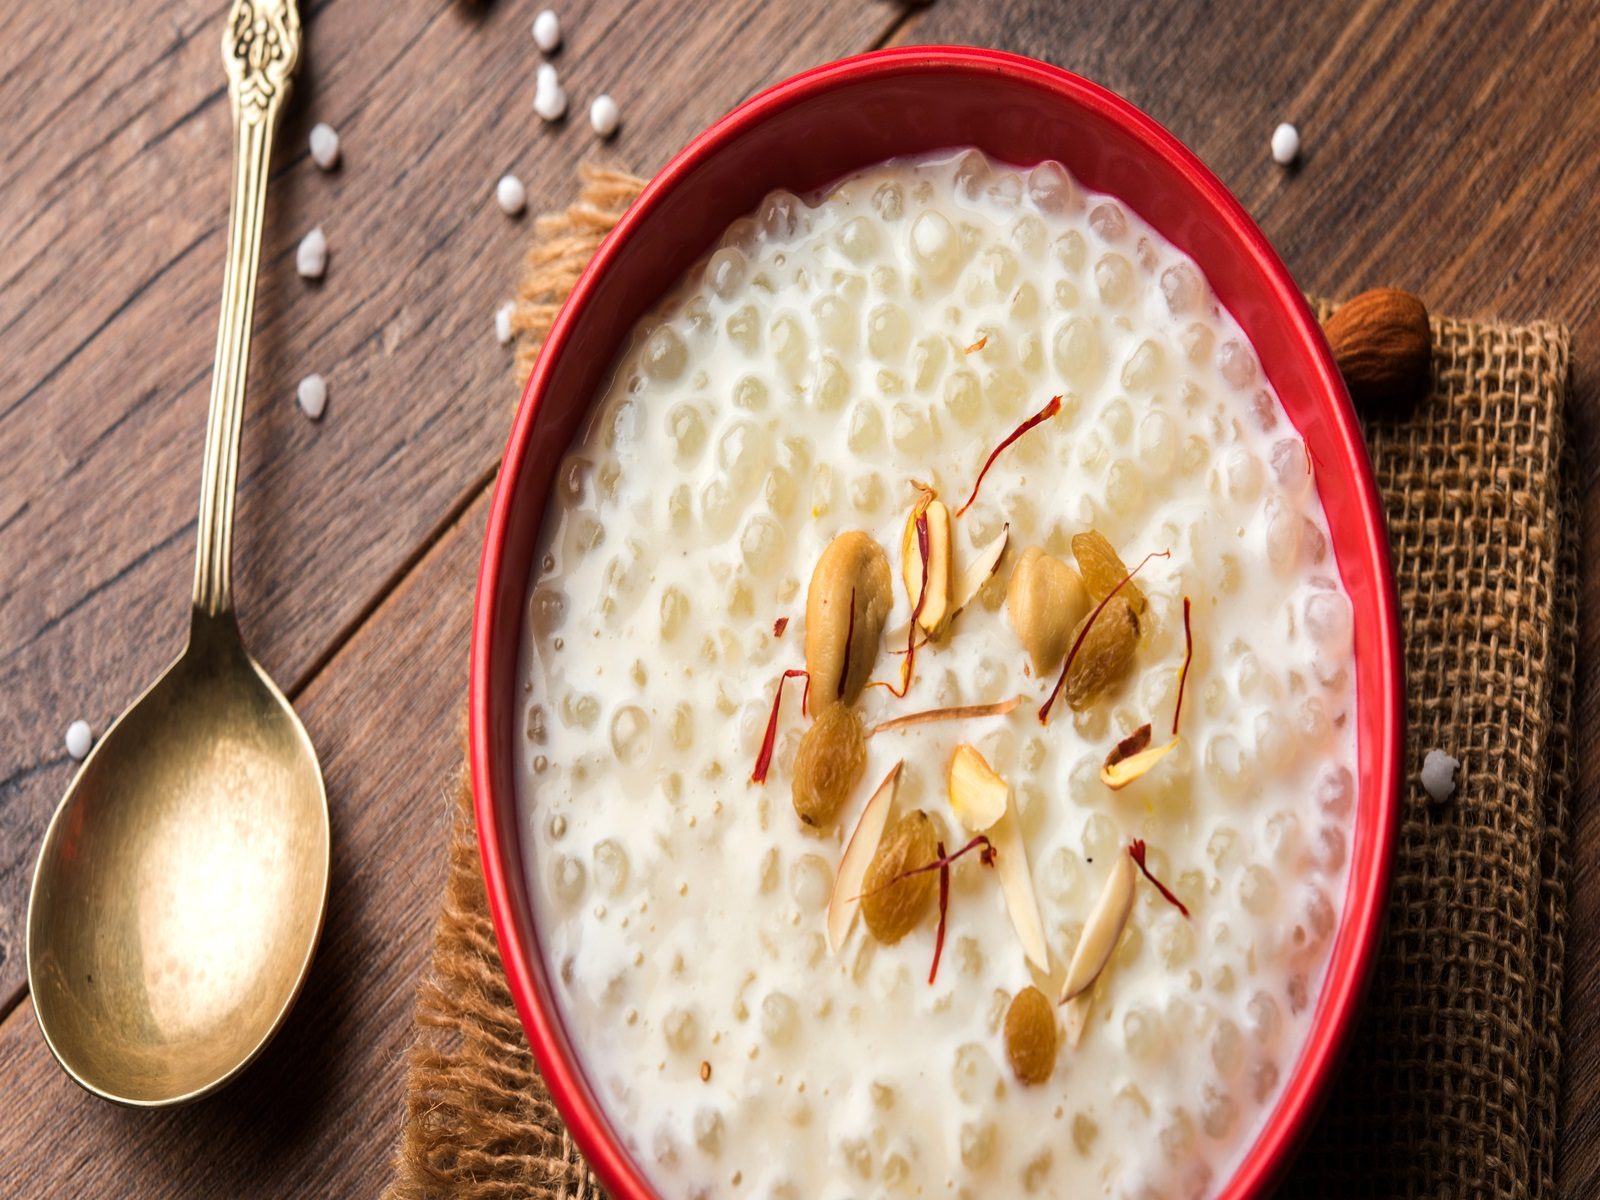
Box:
left=515, top=150, right=1358, bottom=1200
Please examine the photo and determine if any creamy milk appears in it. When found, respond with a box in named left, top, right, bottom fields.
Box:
left=515, top=150, right=1358, bottom=1199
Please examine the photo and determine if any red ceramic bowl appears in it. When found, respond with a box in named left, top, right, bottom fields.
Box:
left=472, top=46, right=1402, bottom=1199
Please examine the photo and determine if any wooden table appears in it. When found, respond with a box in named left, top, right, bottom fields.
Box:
left=3, top=1, right=1596, bottom=1194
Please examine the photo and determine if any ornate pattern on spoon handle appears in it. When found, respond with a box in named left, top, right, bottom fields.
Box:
left=224, top=1, right=302, bottom=123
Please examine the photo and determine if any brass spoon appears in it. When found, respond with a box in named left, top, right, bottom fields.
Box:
left=26, top=1, right=327, bottom=1107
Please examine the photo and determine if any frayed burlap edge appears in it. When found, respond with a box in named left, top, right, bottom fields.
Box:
left=390, top=170, right=1577, bottom=1200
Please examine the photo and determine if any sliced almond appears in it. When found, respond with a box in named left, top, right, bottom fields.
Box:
left=953, top=523, right=1010, bottom=615
left=1061, top=991, right=1092, bottom=1049
left=901, top=492, right=953, bottom=635
left=827, top=761, right=902, bottom=952
left=991, top=801, right=1051, bottom=973
left=1101, top=734, right=1179, bottom=790
left=1059, top=853, right=1135, bottom=1002
left=947, top=743, right=1009, bottom=833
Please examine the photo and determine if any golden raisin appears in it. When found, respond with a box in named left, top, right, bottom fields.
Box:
left=1004, top=986, right=1059, bottom=1085
left=1065, top=596, right=1138, bottom=710
left=1071, top=530, right=1147, bottom=615
left=861, top=810, right=938, bottom=943
left=792, top=702, right=867, bottom=828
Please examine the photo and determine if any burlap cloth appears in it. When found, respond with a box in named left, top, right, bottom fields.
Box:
left=388, top=168, right=1578, bottom=1199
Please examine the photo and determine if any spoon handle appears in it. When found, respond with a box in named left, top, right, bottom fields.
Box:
left=192, top=1, right=302, bottom=619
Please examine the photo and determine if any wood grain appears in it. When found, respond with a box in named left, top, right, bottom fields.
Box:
left=0, top=0, right=911, bottom=1008
left=4, top=0, right=1599, bottom=1195
left=893, top=1, right=1600, bottom=1192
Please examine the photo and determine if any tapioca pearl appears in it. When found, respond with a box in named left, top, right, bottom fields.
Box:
left=1180, top=321, right=1215, bottom=366
left=1136, top=408, right=1178, bottom=473
left=1245, top=990, right=1282, bottom=1046
left=641, top=326, right=687, bottom=383
left=1204, top=733, right=1246, bottom=790
left=909, top=210, right=962, bottom=284
left=1217, top=339, right=1259, bottom=388
left=666, top=403, right=707, bottom=463
left=958, top=1119, right=997, bottom=1170
left=1076, top=428, right=1109, bottom=473
left=1121, top=339, right=1165, bottom=391
left=848, top=471, right=884, bottom=514
left=888, top=400, right=937, bottom=459
left=1155, top=911, right=1196, bottom=968
left=758, top=190, right=805, bottom=242
left=951, top=1042, right=1004, bottom=1105
left=692, top=1106, right=725, bottom=1157
left=1081, top=812, right=1120, bottom=863
left=1293, top=693, right=1332, bottom=744
left=732, top=374, right=769, bottom=412
left=1042, top=845, right=1084, bottom=905
left=699, top=479, right=741, bottom=537
left=1270, top=437, right=1313, bottom=499
left=876, top=368, right=907, bottom=397
left=1159, top=262, right=1205, bottom=315
left=1105, top=458, right=1144, bottom=516
left=1008, top=212, right=1047, bottom=259
left=1252, top=709, right=1293, bottom=771
left=910, top=334, right=948, bottom=393
left=808, top=295, right=852, bottom=357
left=1024, top=159, right=1076, bottom=214
left=867, top=303, right=911, bottom=362
left=872, top=181, right=904, bottom=222
left=1085, top=200, right=1127, bottom=242
left=1099, top=396, right=1134, bottom=443
left=1094, top=252, right=1135, bottom=306
left=788, top=854, right=831, bottom=911
left=715, top=419, right=767, bottom=494
left=528, top=584, right=568, bottom=637
left=769, top=311, right=809, bottom=384
left=551, top=854, right=587, bottom=908
left=1071, top=699, right=1110, bottom=740
left=870, top=264, right=908, bottom=297
left=1314, top=765, right=1354, bottom=820
left=979, top=244, right=1021, bottom=295
left=1263, top=811, right=1302, bottom=867
left=726, top=304, right=760, bottom=353
left=813, top=355, right=850, bottom=411
left=846, top=400, right=883, bottom=453
left=706, top=247, right=748, bottom=299
left=1007, top=281, right=1041, bottom=325
left=666, top=483, right=692, bottom=533
left=740, top=513, right=784, bottom=576
left=809, top=463, right=836, bottom=517
left=1238, top=865, right=1277, bottom=917
left=1052, top=316, right=1104, bottom=387
left=1265, top=504, right=1304, bottom=574
left=1313, top=825, right=1347, bottom=874
left=607, top=706, right=652, bottom=769
left=1206, top=1016, right=1245, bottom=1080
left=836, top=216, right=881, bottom=264
left=760, top=991, right=801, bottom=1045
left=1304, top=587, right=1353, bottom=652
left=949, top=148, right=991, bottom=199
left=1288, top=885, right=1335, bottom=957
left=1222, top=446, right=1263, bottom=502
left=1052, top=278, right=1082, bottom=313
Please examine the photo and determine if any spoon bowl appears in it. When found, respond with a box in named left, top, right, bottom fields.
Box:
left=28, top=614, right=328, bottom=1105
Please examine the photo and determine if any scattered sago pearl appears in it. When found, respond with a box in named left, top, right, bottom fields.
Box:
left=65, top=719, right=93, bottom=761
left=296, top=373, right=327, bottom=420
left=532, top=8, right=561, bottom=53
left=535, top=65, right=567, bottom=122
left=495, top=302, right=515, bottom=346
left=1421, top=748, right=1460, bottom=802
left=496, top=174, right=527, bottom=216
left=1271, top=122, right=1300, bottom=165
left=295, top=227, right=327, bottom=279
left=308, top=122, right=339, bottom=170
left=590, top=94, right=620, bottom=138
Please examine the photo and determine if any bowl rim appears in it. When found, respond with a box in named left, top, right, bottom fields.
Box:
left=472, top=44, right=1402, bottom=1200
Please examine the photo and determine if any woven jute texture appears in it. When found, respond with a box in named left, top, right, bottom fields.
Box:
left=388, top=170, right=1577, bottom=1200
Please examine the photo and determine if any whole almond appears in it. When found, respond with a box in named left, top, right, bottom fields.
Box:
left=805, top=531, right=892, bottom=705
left=1323, top=288, right=1431, bottom=407
left=1007, top=546, right=1090, bottom=675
